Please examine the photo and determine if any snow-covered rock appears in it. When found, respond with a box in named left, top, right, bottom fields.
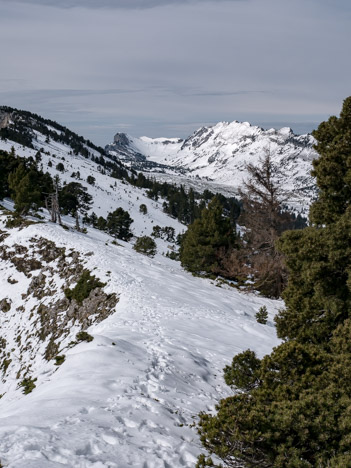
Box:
left=107, top=120, right=319, bottom=215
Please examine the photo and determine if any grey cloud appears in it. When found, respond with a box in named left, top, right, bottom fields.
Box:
left=187, top=90, right=267, bottom=97
left=0, top=0, right=349, bottom=144
left=0, top=0, right=245, bottom=9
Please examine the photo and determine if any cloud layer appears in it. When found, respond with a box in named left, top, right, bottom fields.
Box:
left=0, top=0, right=349, bottom=144
left=1, top=0, right=243, bottom=9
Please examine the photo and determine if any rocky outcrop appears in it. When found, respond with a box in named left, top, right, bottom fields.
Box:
left=0, top=232, right=119, bottom=387
left=0, top=111, right=11, bottom=129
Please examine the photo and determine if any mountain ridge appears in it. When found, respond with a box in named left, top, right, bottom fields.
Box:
left=106, top=120, right=318, bottom=215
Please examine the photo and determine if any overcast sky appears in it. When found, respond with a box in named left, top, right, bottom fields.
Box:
left=0, top=0, right=350, bottom=144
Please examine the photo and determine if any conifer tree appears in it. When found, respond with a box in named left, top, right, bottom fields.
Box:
left=59, top=182, right=92, bottom=216
left=0, top=149, right=18, bottom=199
left=8, top=163, right=41, bottom=214
left=180, top=197, right=235, bottom=275
left=106, top=207, right=133, bottom=241
left=310, top=96, right=351, bottom=225
left=237, top=151, right=293, bottom=297
left=197, top=97, right=351, bottom=468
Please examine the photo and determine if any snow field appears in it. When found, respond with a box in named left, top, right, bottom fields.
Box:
left=0, top=218, right=281, bottom=468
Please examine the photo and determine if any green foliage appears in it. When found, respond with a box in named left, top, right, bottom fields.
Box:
left=65, top=270, right=105, bottom=304
left=0, top=148, right=53, bottom=215
left=151, top=225, right=175, bottom=242
left=54, top=355, right=65, bottom=365
left=180, top=197, right=235, bottom=275
left=133, top=236, right=157, bottom=257
left=223, top=349, right=261, bottom=393
left=276, top=208, right=351, bottom=343
left=127, top=172, right=240, bottom=226
left=87, top=175, right=95, bottom=185
left=56, top=162, right=65, bottom=172
left=310, top=96, right=351, bottom=225
left=1, top=358, right=11, bottom=374
left=19, top=376, right=37, bottom=394
left=166, top=250, right=179, bottom=261
left=5, top=214, right=34, bottom=229
left=76, top=331, right=94, bottom=342
left=59, top=182, right=92, bottom=216
left=196, top=455, right=216, bottom=467
left=197, top=97, right=351, bottom=468
left=0, top=119, right=34, bottom=148
left=96, top=216, right=107, bottom=231
left=255, top=305, right=268, bottom=324
left=139, top=203, right=147, bottom=214
left=198, top=341, right=342, bottom=467
left=106, top=207, right=133, bottom=241
left=8, top=162, right=52, bottom=215
left=0, top=149, right=18, bottom=199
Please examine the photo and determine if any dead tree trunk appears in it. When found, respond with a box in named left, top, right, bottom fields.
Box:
left=45, top=180, right=62, bottom=225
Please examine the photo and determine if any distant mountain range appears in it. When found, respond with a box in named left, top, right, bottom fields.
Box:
left=0, top=106, right=319, bottom=215
left=106, top=121, right=319, bottom=214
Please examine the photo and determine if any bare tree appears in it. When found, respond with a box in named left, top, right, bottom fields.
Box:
left=45, top=175, right=62, bottom=225
left=236, top=150, right=292, bottom=297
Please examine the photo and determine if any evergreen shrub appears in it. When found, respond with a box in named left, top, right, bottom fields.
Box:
left=255, top=306, right=268, bottom=324
left=65, top=270, right=105, bottom=304
left=133, top=236, right=157, bottom=257
left=76, top=331, right=94, bottom=342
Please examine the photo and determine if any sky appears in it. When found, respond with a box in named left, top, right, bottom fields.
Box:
left=0, top=0, right=350, bottom=145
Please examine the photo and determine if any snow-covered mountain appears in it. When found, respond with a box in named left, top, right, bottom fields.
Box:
left=0, top=106, right=184, bottom=239
left=106, top=121, right=319, bottom=215
left=0, top=108, right=282, bottom=467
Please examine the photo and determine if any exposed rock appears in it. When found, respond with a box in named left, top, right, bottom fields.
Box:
left=0, top=298, right=11, bottom=313
left=0, top=232, right=119, bottom=387
left=0, top=112, right=11, bottom=129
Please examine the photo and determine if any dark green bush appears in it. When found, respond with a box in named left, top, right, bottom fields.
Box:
left=139, top=203, right=147, bottom=214
left=65, top=270, right=105, bottom=304
left=54, top=355, right=65, bottom=365
left=133, top=236, right=157, bottom=257
left=19, top=376, right=37, bottom=394
left=5, top=215, right=35, bottom=229
left=76, top=331, right=94, bottom=342
left=255, top=305, right=268, bottom=324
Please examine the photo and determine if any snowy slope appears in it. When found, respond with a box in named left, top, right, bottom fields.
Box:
left=0, top=211, right=281, bottom=468
left=0, top=131, right=184, bottom=244
left=107, top=121, right=319, bottom=215
left=0, top=110, right=282, bottom=467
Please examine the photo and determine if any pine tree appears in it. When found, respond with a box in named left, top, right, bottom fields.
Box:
left=8, top=163, right=41, bottom=214
left=310, top=96, right=351, bottom=225
left=0, top=149, right=18, bottom=199
left=106, top=208, right=133, bottom=241
left=255, top=306, right=268, bottom=324
left=196, top=97, right=351, bottom=467
left=180, top=197, right=235, bottom=275
left=133, top=236, right=157, bottom=257
left=59, top=182, right=92, bottom=216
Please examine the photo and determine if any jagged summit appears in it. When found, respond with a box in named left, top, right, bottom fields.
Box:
left=106, top=119, right=319, bottom=214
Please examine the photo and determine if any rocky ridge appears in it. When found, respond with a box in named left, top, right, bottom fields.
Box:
left=106, top=121, right=319, bottom=214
